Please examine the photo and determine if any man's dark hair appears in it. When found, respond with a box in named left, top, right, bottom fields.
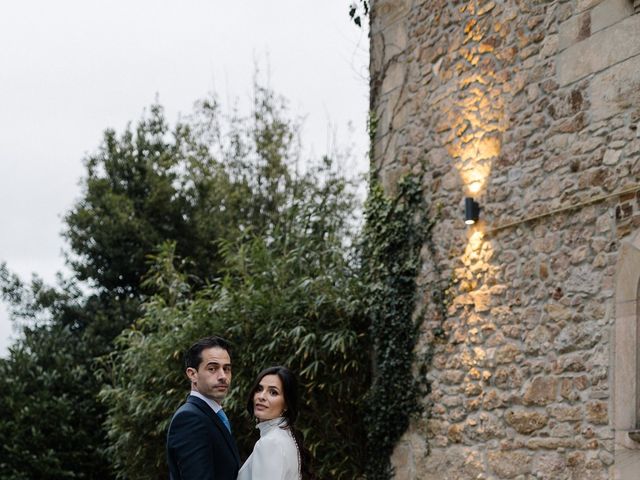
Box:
left=184, top=336, right=232, bottom=371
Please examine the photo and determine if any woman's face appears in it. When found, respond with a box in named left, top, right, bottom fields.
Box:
left=253, top=374, right=287, bottom=422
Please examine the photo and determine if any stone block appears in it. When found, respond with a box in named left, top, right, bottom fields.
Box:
left=469, top=289, right=492, bottom=312
left=505, top=409, right=549, bottom=434
left=545, top=303, right=572, bottom=322
left=565, top=265, right=601, bottom=295
left=590, top=54, right=640, bottom=122
left=524, top=325, right=553, bottom=354
left=586, top=401, right=609, bottom=425
left=370, top=0, right=412, bottom=35
left=560, top=377, right=579, bottom=401
left=495, top=343, right=521, bottom=364
left=551, top=422, right=576, bottom=438
left=555, top=322, right=601, bottom=353
left=494, top=366, right=524, bottom=389
left=557, top=14, right=640, bottom=86
left=380, top=62, right=407, bottom=98
left=419, top=447, right=484, bottom=480
left=559, top=12, right=591, bottom=51
left=527, top=437, right=578, bottom=449
left=482, top=389, right=503, bottom=410
left=574, top=375, right=590, bottom=390
left=532, top=453, right=568, bottom=480
left=487, top=450, right=532, bottom=478
left=613, top=315, right=637, bottom=429
left=540, top=33, right=559, bottom=58
left=523, top=376, right=559, bottom=406
left=592, top=0, right=634, bottom=33
left=464, top=381, right=483, bottom=397
left=447, top=423, right=465, bottom=443
left=577, top=0, right=605, bottom=13
left=557, top=355, right=586, bottom=373
left=390, top=440, right=414, bottom=480
left=615, top=446, right=640, bottom=480
left=548, top=404, right=584, bottom=421
left=616, top=298, right=636, bottom=319
left=616, top=231, right=640, bottom=303
left=603, top=149, right=621, bottom=165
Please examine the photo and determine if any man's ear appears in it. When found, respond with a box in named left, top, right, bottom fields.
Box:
left=186, top=367, right=197, bottom=383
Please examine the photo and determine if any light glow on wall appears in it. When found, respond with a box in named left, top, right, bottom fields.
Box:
left=447, top=71, right=505, bottom=205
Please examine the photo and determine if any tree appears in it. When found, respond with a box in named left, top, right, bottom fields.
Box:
left=0, top=266, right=115, bottom=479
left=0, top=84, right=369, bottom=479
left=100, top=158, right=369, bottom=479
left=64, top=87, right=302, bottom=297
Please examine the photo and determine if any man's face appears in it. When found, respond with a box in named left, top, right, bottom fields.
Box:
left=186, top=346, right=232, bottom=404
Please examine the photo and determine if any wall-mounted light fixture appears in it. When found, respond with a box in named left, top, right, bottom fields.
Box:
left=465, top=197, right=480, bottom=225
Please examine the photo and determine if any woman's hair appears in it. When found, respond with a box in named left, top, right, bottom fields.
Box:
left=246, top=366, right=315, bottom=479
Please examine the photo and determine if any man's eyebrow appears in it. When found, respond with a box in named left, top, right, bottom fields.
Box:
left=204, top=361, right=232, bottom=367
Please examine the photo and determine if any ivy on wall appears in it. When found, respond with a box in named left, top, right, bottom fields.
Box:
left=362, top=173, right=430, bottom=479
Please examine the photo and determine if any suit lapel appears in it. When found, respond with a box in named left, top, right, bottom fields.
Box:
left=187, top=396, right=241, bottom=465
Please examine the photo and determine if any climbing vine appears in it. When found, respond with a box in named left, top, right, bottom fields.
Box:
left=362, top=172, right=431, bottom=479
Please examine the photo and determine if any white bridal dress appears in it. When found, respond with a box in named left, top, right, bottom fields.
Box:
left=237, top=417, right=300, bottom=480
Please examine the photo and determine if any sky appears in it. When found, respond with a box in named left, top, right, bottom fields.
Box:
left=0, top=1, right=369, bottom=356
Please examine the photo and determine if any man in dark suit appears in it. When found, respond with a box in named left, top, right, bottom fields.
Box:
left=167, top=336, right=240, bottom=479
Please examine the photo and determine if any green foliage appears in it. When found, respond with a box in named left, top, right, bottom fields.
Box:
left=1, top=84, right=360, bottom=480
left=0, top=264, right=134, bottom=479
left=362, top=174, right=428, bottom=480
left=100, top=161, right=369, bottom=480
left=63, top=86, right=302, bottom=297
left=0, top=322, right=112, bottom=479
left=1, top=82, right=429, bottom=480
left=63, top=103, right=192, bottom=295
left=98, top=243, right=200, bottom=479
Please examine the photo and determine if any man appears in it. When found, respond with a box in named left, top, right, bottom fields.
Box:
left=167, top=336, right=240, bottom=479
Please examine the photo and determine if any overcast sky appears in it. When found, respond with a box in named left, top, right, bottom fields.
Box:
left=0, top=1, right=369, bottom=356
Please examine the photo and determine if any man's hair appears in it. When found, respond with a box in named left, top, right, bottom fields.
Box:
left=184, top=336, right=232, bottom=371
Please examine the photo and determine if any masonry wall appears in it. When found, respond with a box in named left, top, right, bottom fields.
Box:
left=369, top=1, right=640, bottom=478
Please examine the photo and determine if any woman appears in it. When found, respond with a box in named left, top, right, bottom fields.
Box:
left=237, top=366, right=313, bottom=480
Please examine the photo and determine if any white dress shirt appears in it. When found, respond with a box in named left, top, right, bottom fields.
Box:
left=237, top=417, right=300, bottom=480
left=189, top=390, right=223, bottom=413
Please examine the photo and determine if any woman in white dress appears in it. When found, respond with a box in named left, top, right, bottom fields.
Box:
left=237, top=366, right=313, bottom=480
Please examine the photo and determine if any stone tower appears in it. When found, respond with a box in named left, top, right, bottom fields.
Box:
left=369, top=0, right=640, bottom=478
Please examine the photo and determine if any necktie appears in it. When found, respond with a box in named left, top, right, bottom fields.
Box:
left=217, top=409, right=231, bottom=433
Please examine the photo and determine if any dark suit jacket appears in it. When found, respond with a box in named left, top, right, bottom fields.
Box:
left=167, top=395, right=240, bottom=480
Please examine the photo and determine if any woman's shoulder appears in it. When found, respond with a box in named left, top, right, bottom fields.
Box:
left=252, top=426, right=300, bottom=478
left=257, top=426, right=297, bottom=451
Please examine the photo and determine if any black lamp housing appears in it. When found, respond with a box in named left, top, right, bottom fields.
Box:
left=465, top=197, right=480, bottom=225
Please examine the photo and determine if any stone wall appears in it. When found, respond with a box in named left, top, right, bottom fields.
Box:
left=369, top=0, right=640, bottom=478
